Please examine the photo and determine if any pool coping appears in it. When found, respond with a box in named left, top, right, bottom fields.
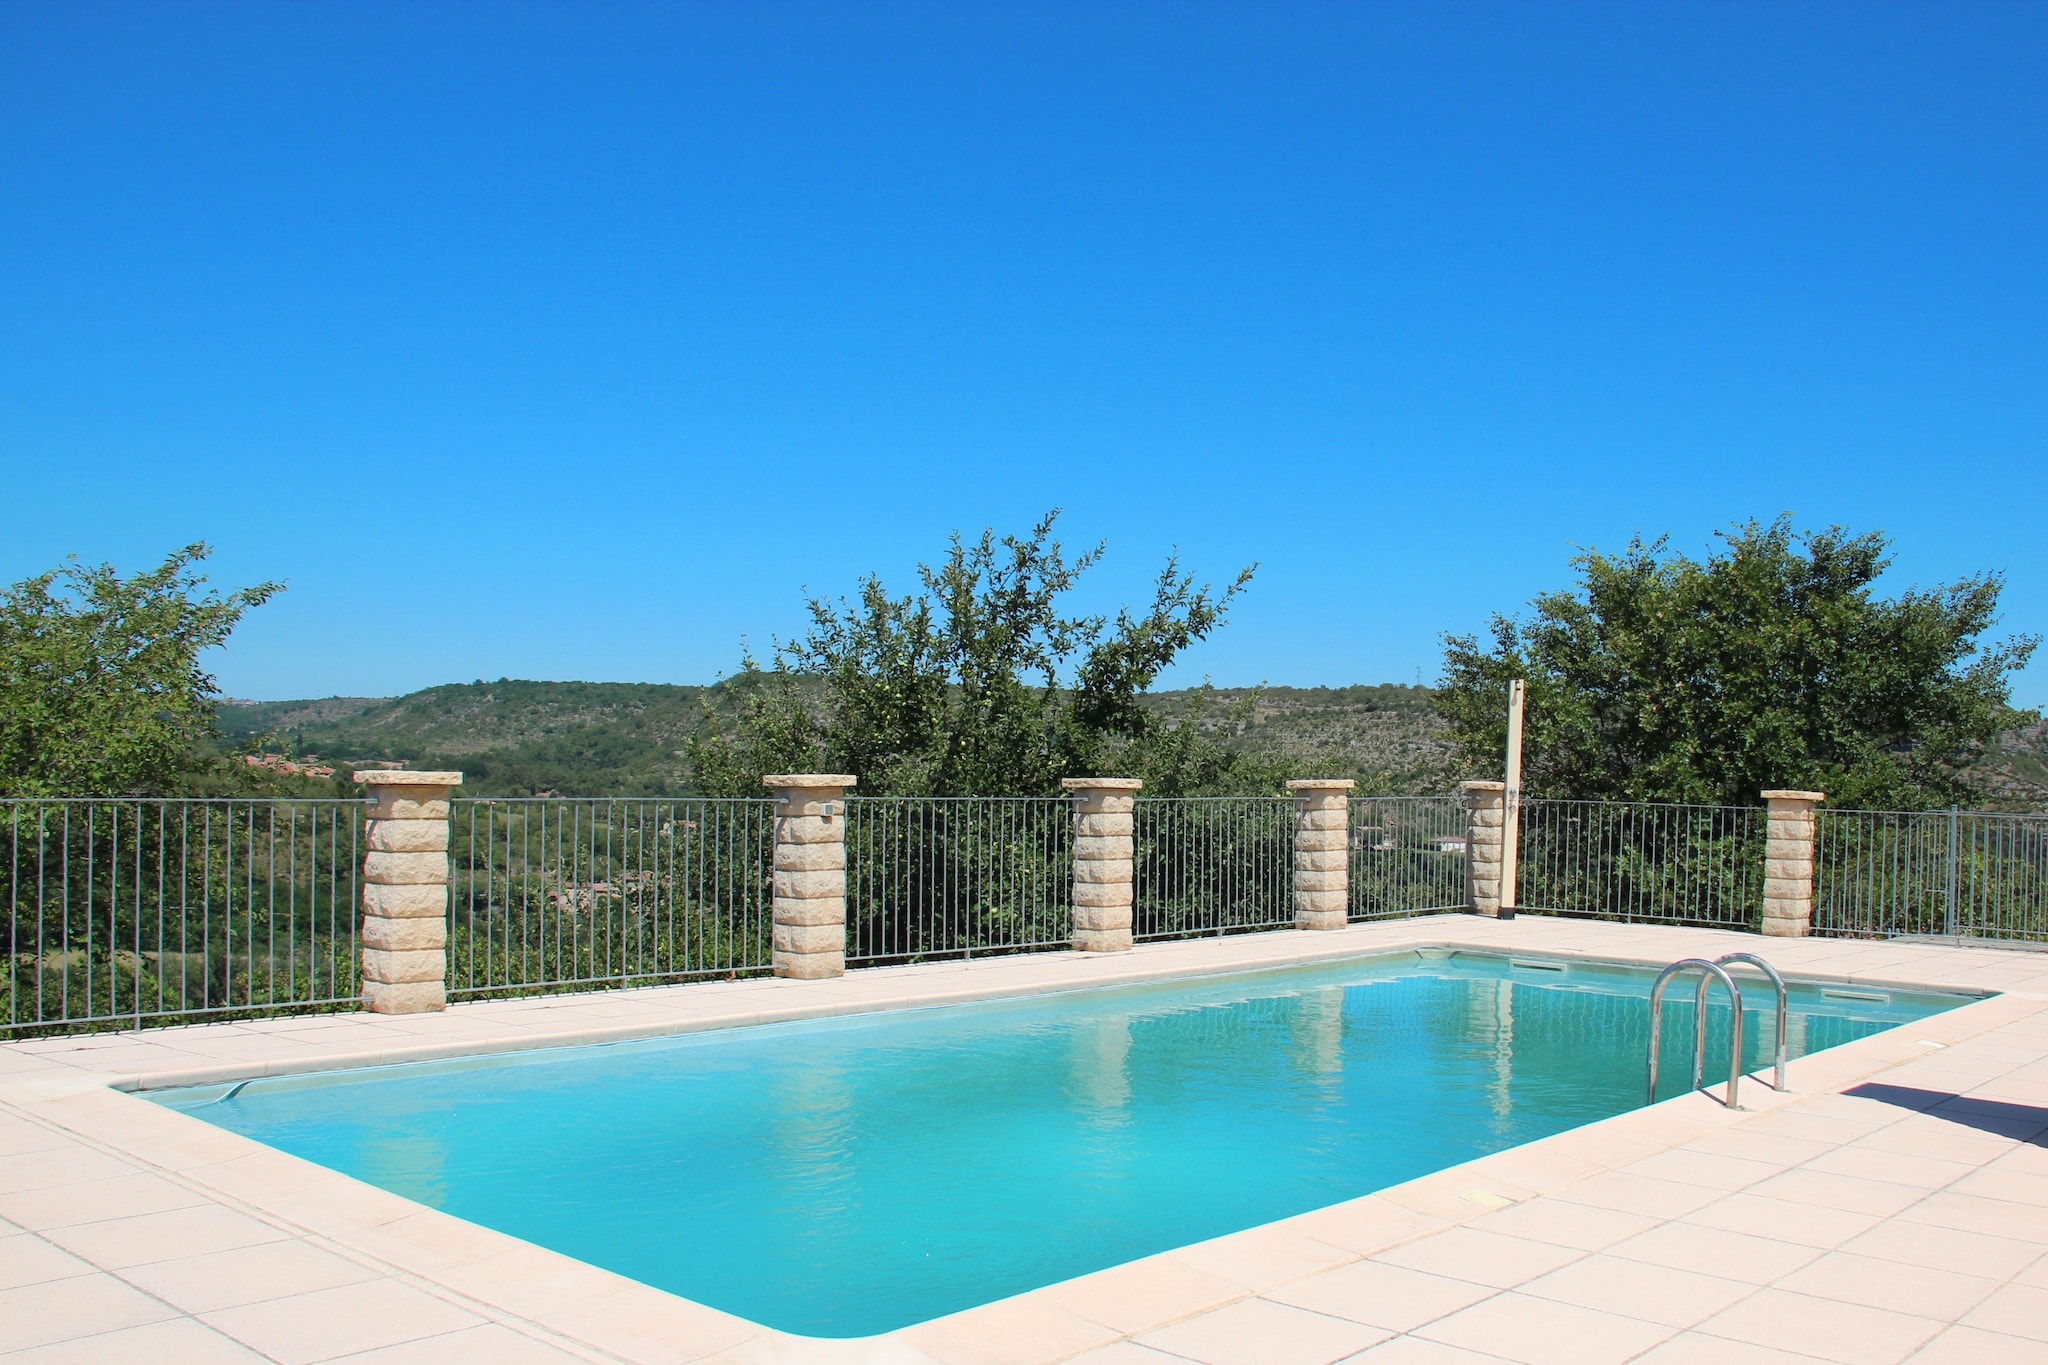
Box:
left=6, top=913, right=2048, bottom=1364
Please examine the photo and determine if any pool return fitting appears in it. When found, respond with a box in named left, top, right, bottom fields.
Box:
left=1645, top=952, right=1789, bottom=1110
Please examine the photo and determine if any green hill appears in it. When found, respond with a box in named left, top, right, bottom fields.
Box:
left=216, top=680, right=728, bottom=795
left=217, top=678, right=2048, bottom=806
left=217, top=678, right=1465, bottom=797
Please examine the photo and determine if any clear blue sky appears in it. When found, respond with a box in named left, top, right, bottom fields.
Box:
left=4, top=1, right=2043, bottom=706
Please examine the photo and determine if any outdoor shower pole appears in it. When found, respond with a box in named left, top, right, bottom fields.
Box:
left=1500, top=679, right=1525, bottom=921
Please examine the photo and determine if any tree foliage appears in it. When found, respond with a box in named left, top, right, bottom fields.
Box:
left=0, top=546, right=282, bottom=797
left=1435, top=519, right=2037, bottom=809
left=689, top=514, right=1270, bottom=796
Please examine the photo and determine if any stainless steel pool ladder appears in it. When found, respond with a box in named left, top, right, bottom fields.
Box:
left=1646, top=952, right=1791, bottom=1109
left=1714, top=952, right=1788, bottom=1093
left=1646, top=959, right=1747, bottom=1109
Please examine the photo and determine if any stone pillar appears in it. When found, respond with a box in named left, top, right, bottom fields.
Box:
left=1064, top=777, right=1142, bottom=952
left=1288, top=779, right=1354, bottom=930
left=355, top=771, right=462, bottom=1014
left=765, top=775, right=855, bottom=979
left=1461, top=780, right=1507, bottom=917
left=1761, top=790, right=1824, bottom=937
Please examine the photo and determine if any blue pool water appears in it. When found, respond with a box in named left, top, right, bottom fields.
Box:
left=155, top=951, right=1971, bottom=1337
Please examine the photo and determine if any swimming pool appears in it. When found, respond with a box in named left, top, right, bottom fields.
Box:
left=155, top=950, right=1972, bottom=1337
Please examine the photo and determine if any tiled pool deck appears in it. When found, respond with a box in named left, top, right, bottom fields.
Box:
left=5, top=915, right=2048, bottom=1364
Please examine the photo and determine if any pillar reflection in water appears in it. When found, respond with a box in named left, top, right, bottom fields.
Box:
left=1465, top=977, right=1516, bottom=1126
left=1286, top=987, right=1347, bottom=1085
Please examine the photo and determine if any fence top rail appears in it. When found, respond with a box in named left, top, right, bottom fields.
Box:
left=452, top=796, right=777, bottom=806
left=1520, top=797, right=1761, bottom=817
left=1353, top=793, right=1462, bottom=800
left=1134, top=795, right=1299, bottom=805
left=842, top=795, right=1072, bottom=806
left=1819, top=806, right=2048, bottom=822
left=0, top=796, right=370, bottom=808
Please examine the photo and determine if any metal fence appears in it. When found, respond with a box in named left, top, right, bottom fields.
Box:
left=3, top=798, right=364, bottom=1036
left=1816, top=808, right=2048, bottom=942
left=1517, top=799, right=1763, bottom=929
left=844, top=797, right=1071, bottom=963
left=36, top=787, right=2048, bottom=1037
left=1133, top=797, right=1295, bottom=940
left=1350, top=796, right=1468, bottom=920
left=448, top=798, right=776, bottom=998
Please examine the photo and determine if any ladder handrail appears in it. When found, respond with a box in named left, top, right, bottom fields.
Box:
left=1714, top=952, right=1788, bottom=1091
left=1647, top=958, right=1746, bottom=1109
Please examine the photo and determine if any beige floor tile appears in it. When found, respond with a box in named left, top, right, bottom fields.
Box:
left=1263, top=1261, right=1494, bottom=1334
left=0, top=1170, right=211, bottom=1230
left=1898, top=1191, right=2048, bottom=1243
left=1516, top=1253, right=1754, bottom=1328
left=1629, top=1335, right=1834, bottom=1364
left=1465, top=1198, right=1658, bottom=1252
left=1946, top=1166, right=2048, bottom=1207
left=895, top=1292, right=1122, bottom=1365
left=1339, top=1338, right=1514, bottom=1362
left=1773, top=1251, right=2001, bottom=1321
left=430, top=1242, right=630, bottom=1322
left=1606, top=1221, right=1822, bottom=1283
left=1166, top=1226, right=1356, bottom=1292
left=201, top=1278, right=487, bottom=1365
left=1283, top=1197, right=1450, bottom=1257
left=0, top=1272, right=178, bottom=1352
left=0, top=1144, right=140, bottom=1196
left=1061, top=1344, right=1194, bottom=1365
left=1984, top=1143, right=2048, bottom=1178
left=0, top=1315, right=271, bottom=1364
left=1959, top=1283, right=2048, bottom=1342
left=1681, top=1193, right=1883, bottom=1249
left=1903, top=1324, right=2048, bottom=1363
left=336, top=1208, right=511, bottom=1275
left=42, top=1201, right=292, bottom=1270
left=1697, top=1288, right=1943, bottom=1365
left=1686, top=1128, right=1836, bottom=1168
left=183, top=1148, right=330, bottom=1203
left=1371, top=1229, right=1583, bottom=1290
left=1622, top=1149, right=1781, bottom=1193
left=0, top=1231, right=95, bottom=1290
left=1802, top=1145, right=1974, bottom=1191
left=1854, top=1119, right=2020, bottom=1166
left=119, top=1237, right=381, bottom=1313
left=1411, top=1290, right=1672, bottom=1365
left=254, top=1173, right=424, bottom=1238
left=0, top=1115, right=69, bottom=1158
left=1553, top=1172, right=1724, bottom=1220
left=1739, top=1111, right=1894, bottom=1148
left=1839, top=1218, right=2047, bottom=1281
left=1743, top=1169, right=1928, bottom=1217
left=1135, top=1297, right=1390, bottom=1365
left=317, top=1322, right=594, bottom=1363
left=1038, top=1254, right=1247, bottom=1335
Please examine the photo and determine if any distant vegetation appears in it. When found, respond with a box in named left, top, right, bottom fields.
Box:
left=217, top=678, right=1474, bottom=798
left=219, top=673, right=2047, bottom=808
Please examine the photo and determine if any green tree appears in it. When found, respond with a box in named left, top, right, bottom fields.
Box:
left=689, top=513, right=1266, bottom=796
left=1436, top=519, right=2037, bottom=809
left=0, top=545, right=282, bottom=797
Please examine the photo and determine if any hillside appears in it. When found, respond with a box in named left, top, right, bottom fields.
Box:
left=217, top=679, right=1466, bottom=797
left=216, top=680, right=729, bottom=795
left=218, top=679, right=2048, bottom=806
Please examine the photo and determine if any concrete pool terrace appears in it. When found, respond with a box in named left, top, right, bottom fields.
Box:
left=5, top=917, right=2048, bottom=1364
